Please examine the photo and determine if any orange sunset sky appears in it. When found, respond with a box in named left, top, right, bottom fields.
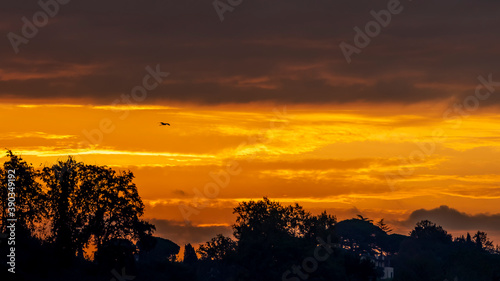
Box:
left=2, top=101, right=500, bottom=246
left=1, top=0, right=500, bottom=247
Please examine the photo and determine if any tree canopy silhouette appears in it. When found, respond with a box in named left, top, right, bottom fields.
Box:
left=0, top=151, right=155, bottom=273
left=40, top=156, right=155, bottom=263
left=473, top=231, right=495, bottom=253
left=197, top=234, right=236, bottom=262
left=0, top=150, right=46, bottom=237
left=410, top=219, right=452, bottom=243
left=183, top=243, right=198, bottom=265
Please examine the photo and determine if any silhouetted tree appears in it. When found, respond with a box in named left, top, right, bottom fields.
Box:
left=197, top=234, right=236, bottom=261
left=466, top=232, right=472, bottom=243
left=377, top=218, right=392, bottom=233
left=183, top=243, right=198, bottom=264
left=41, top=157, right=81, bottom=262
left=232, top=197, right=314, bottom=279
left=94, top=238, right=136, bottom=272
left=357, top=214, right=373, bottom=223
left=229, top=198, right=353, bottom=280
left=0, top=150, right=46, bottom=237
left=454, top=234, right=465, bottom=243
left=336, top=218, right=386, bottom=255
left=303, top=210, right=337, bottom=239
left=0, top=151, right=50, bottom=280
left=473, top=231, right=494, bottom=253
left=233, top=197, right=309, bottom=239
left=41, top=157, right=155, bottom=264
left=410, top=220, right=452, bottom=243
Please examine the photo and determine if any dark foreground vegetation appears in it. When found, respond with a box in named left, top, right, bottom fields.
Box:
left=1, top=151, right=499, bottom=281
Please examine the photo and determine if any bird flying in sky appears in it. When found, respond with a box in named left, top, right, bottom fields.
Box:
left=159, top=122, right=170, bottom=126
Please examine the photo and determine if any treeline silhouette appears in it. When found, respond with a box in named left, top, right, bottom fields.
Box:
left=1, top=151, right=499, bottom=281
left=0, top=151, right=154, bottom=281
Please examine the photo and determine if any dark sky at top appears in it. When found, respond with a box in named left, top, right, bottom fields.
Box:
left=1, top=0, right=499, bottom=105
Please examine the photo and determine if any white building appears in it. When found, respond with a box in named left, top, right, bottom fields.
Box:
left=361, top=254, right=394, bottom=280
left=374, top=254, right=394, bottom=280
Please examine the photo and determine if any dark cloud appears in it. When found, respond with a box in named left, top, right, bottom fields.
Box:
left=1, top=0, right=500, bottom=105
left=172, top=189, right=187, bottom=197
left=149, top=206, right=500, bottom=246
left=402, top=205, right=500, bottom=232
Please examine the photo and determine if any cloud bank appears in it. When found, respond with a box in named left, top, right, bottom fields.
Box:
left=1, top=0, right=500, bottom=105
